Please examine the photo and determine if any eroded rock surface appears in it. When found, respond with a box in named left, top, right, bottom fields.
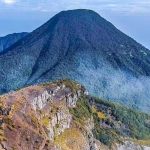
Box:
left=0, top=80, right=94, bottom=150
left=0, top=80, right=150, bottom=150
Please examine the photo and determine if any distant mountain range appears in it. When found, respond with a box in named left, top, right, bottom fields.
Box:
left=0, top=9, right=150, bottom=113
left=0, top=32, right=28, bottom=52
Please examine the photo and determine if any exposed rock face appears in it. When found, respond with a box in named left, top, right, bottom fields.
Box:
left=46, top=108, right=72, bottom=140
left=0, top=80, right=93, bottom=150
left=117, top=142, right=150, bottom=150
left=0, top=80, right=150, bottom=150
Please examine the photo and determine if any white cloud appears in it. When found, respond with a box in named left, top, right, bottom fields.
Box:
left=0, top=0, right=150, bottom=14
left=2, top=0, right=16, bottom=4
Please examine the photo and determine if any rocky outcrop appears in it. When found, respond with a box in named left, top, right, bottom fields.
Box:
left=31, top=83, right=83, bottom=111
left=32, top=90, right=50, bottom=111
left=116, top=141, right=150, bottom=150
left=30, top=82, right=85, bottom=141
left=0, top=80, right=87, bottom=150
left=47, top=109, right=72, bottom=140
left=0, top=79, right=150, bottom=150
left=84, top=117, right=96, bottom=150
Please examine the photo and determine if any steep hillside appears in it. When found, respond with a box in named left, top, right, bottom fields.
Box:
left=0, top=32, right=28, bottom=52
left=0, top=9, right=150, bottom=112
left=0, top=79, right=150, bottom=150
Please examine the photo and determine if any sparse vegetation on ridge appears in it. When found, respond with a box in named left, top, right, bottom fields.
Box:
left=41, top=78, right=83, bottom=93
left=69, top=94, right=150, bottom=147
left=87, top=96, right=150, bottom=146
left=69, top=96, right=92, bottom=123
left=0, top=79, right=150, bottom=149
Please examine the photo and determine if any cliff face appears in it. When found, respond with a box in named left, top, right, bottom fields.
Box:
left=0, top=79, right=97, bottom=150
left=0, top=79, right=150, bottom=150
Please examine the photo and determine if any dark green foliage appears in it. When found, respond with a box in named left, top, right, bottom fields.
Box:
left=92, top=109, right=122, bottom=147
left=69, top=95, right=150, bottom=147
left=93, top=127, right=121, bottom=147
left=89, top=96, right=150, bottom=141
left=69, top=96, right=92, bottom=120
left=69, top=96, right=122, bottom=146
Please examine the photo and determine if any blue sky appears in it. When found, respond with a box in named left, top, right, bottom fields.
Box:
left=0, top=0, right=150, bottom=48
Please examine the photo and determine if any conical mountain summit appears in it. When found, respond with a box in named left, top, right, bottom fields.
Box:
left=0, top=9, right=150, bottom=112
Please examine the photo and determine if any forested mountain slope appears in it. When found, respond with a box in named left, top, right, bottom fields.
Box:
left=0, top=9, right=150, bottom=112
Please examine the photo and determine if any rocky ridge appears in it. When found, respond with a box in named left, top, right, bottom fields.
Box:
left=0, top=79, right=150, bottom=150
left=0, top=80, right=97, bottom=150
